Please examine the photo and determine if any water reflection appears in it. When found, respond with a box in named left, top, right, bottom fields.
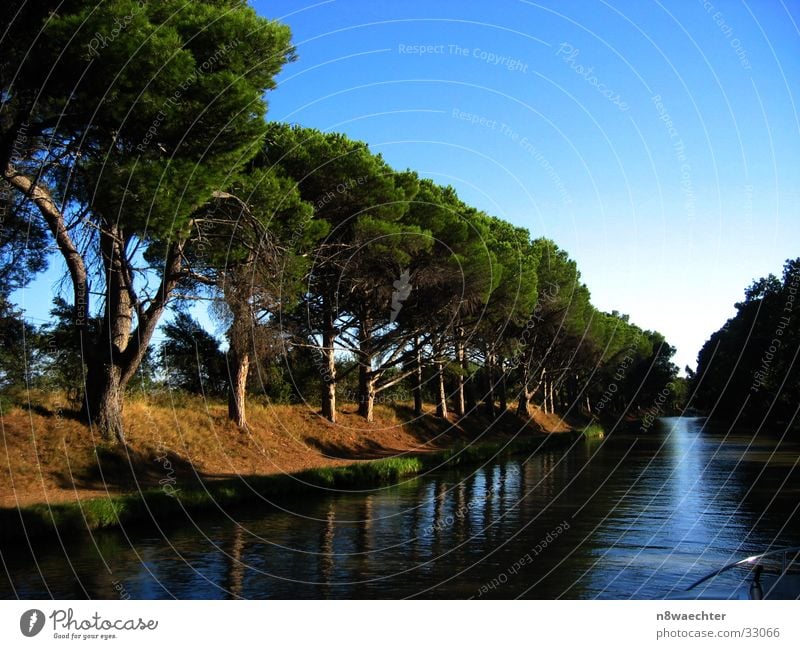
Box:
left=1, top=417, right=797, bottom=599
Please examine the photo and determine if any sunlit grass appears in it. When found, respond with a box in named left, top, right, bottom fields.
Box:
left=581, top=423, right=605, bottom=439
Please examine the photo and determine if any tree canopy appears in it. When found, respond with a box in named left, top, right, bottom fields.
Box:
left=692, top=258, right=799, bottom=430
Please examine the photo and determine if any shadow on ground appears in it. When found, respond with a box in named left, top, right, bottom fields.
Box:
left=53, top=444, right=226, bottom=492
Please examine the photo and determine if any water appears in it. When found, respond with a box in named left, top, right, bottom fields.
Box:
left=2, top=417, right=798, bottom=599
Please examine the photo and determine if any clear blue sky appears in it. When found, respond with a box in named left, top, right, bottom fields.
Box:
left=14, top=0, right=800, bottom=372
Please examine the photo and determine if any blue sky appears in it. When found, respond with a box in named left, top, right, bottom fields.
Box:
left=14, top=0, right=800, bottom=371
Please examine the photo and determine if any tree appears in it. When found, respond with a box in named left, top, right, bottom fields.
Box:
left=0, top=184, right=49, bottom=392
left=0, top=298, right=39, bottom=391
left=623, top=330, right=679, bottom=410
left=401, top=181, right=495, bottom=418
left=160, top=311, right=227, bottom=395
left=510, top=239, right=584, bottom=415
left=1, top=1, right=295, bottom=441
left=334, top=171, right=432, bottom=422
left=184, top=167, right=320, bottom=428
left=262, top=124, right=417, bottom=422
left=692, top=258, right=799, bottom=430
left=583, top=312, right=652, bottom=416
left=471, top=216, right=538, bottom=418
left=0, top=185, right=48, bottom=298
left=34, top=298, right=88, bottom=402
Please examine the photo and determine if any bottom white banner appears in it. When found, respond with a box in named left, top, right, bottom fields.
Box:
left=1, top=600, right=798, bottom=648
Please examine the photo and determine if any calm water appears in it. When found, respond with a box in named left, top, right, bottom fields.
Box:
left=2, top=417, right=798, bottom=599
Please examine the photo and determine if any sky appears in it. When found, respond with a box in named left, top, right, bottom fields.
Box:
left=13, top=0, right=800, bottom=371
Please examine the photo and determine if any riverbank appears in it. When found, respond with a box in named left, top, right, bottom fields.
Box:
left=0, top=392, right=586, bottom=542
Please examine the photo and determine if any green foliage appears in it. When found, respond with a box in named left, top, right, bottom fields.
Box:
left=33, top=299, right=81, bottom=398
left=5, top=0, right=295, bottom=233
left=400, top=180, right=495, bottom=329
left=582, top=423, right=605, bottom=439
left=669, top=377, right=689, bottom=412
left=0, top=190, right=49, bottom=298
left=250, top=364, right=294, bottom=404
left=160, top=311, right=228, bottom=395
left=626, top=331, right=680, bottom=405
left=0, top=392, right=14, bottom=414
left=0, top=298, right=38, bottom=390
left=297, top=457, right=423, bottom=488
left=692, top=258, right=799, bottom=429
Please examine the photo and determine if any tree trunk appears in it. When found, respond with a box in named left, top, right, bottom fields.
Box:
left=358, top=357, right=376, bottom=422
left=498, top=356, right=507, bottom=412
left=517, top=363, right=531, bottom=417
left=545, top=376, right=551, bottom=414
left=83, top=225, right=135, bottom=444
left=360, top=379, right=375, bottom=422
left=455, top=329, right=466, bottom=416
left=320, top=298, right=337, bottom=423
left=571, top=373, right=579, bottom=408
left=84, top=361, right=126, bottom=444
left=484, top=347, right=495, bottom=418
left=413, top=336, right=423, bottom=416
left=320, top=344, right=336, bottom=423
left=223, top=257, right=259, bottom=430
left=542, top=373, right=549, bottom=414
left=228, top=352, right=250, bottom=429
left=517, top=390, right=530, bottom=417
left=3, top=163, right=90, bottom=330
left=435, top=361, right=448, bottom=419
left=519, top=365, right=545, bottom=417
left=463, top=335, right=475, bottom=411
left=358, top=311, right=375, bottom=421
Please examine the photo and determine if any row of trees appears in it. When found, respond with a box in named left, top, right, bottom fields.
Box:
left=172, top=122, right=680, bottom=430
left=1, top=1, right=680, bottom=443
left=691, top=259, right=799, bottom=430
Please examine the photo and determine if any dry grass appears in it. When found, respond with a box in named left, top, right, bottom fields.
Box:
left=529, top=405, right=572, bottom=433
left=0, top=391, right=559, bottom=508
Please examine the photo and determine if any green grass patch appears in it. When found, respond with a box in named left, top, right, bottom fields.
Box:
left=581, top=423, right=605, bottom=439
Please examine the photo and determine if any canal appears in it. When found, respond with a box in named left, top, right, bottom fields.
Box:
left=2, top=417, right=798, bottom=598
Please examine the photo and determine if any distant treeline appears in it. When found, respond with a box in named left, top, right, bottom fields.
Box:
left=0, top=1, right=681, bottom=441
left=691, top=259, right=799, bottom=430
